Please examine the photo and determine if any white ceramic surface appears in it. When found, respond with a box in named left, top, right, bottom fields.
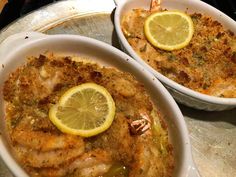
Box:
left=114, top=0, right=236, bottom=111
left=0, top=32, right=199, bottom=177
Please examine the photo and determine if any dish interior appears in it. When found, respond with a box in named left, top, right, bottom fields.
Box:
left=0, top=35, right=190, bottom=177
left=115, top=0, right=236, bottom=110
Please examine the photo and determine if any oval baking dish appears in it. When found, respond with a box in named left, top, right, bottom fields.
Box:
left=0, top=32, right=199, bottom=177
left=114, top=0, right=236, bottom=111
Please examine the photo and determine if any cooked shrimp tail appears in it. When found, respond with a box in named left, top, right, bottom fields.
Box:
left=150, top=0, right=162, bottom=12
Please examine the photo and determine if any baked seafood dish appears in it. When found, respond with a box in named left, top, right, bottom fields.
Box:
left=121, top=0, right=236, bottom=98
left=3, top=53, right=174, bottom=177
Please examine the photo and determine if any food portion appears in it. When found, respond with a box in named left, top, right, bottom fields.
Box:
left=121, top=8, right=236, bottom=97
left=3, top=54, right=174, bottom=177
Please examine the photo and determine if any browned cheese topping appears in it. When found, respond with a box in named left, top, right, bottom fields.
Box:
left=122, top=9, right=236, bottom=97
left=3, top=54, right=174, bottom=177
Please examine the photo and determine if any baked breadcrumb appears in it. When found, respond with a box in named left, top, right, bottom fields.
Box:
left=3, top=54, right=174, bottom=177
left=122, top=9, right=236, bottom=97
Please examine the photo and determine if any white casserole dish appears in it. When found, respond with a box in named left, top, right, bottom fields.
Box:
left=0, top=32, right=199, bottom=177
left=114, top=0, right=236, bottom=111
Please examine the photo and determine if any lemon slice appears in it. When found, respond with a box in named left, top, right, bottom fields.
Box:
left=49, top=83, right=115, bottom=137
left=144, top=11, right=194, bottom=51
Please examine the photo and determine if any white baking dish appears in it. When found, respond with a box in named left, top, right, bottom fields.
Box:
left=114, top=0, right=236, bottom=111
left=0, top=32, right=199, bottom=177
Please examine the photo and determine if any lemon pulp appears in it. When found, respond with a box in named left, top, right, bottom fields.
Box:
left=49, top=83, right=115, bottom=137
left=144, top=11, right=194, bottom=51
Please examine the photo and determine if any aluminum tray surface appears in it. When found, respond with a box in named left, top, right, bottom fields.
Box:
left=0, top=0, right=235, bottom=177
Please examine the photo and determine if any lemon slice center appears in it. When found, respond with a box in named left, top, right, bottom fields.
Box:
left=144, top=11, right=194, bottom=51
left=57, top=89, right=108, bottom=129
left=49, top=83, right=115, bottom=137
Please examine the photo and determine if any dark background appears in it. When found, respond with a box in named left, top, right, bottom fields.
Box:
left=0, top=0, right=60, bottom=29
left=202, top=0, right=236, bottom=20
left=0, top=0, right=235, bottom=30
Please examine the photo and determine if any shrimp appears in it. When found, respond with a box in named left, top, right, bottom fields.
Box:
left=35, top=149, right=112, bottom=177
left=150, top=0, right=162, bottom=12
left=129, top=136, right=164, bottom=177
left=128, top=109, right=174, bottom=177
left=112, top=77, right=136, bottom=97
left=121, top=9, right=150, bottom=39
left=73, top=149, right=112, bottom=177
left=14, top=144, right=85, bottom=168
left=121, top=0, right=162, bottom=39
left=11, top=130, right=83, bottom=151
left=17, top=67, right=60, bottom=102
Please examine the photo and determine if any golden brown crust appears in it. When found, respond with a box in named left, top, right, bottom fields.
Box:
left=3, top=54, right=174, bottom=177
left=122, top=9, right=236, bottom=98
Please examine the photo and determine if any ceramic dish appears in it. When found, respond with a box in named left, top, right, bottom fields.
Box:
left=114, top=0, right=236, bottom=111
left=0, top=32, right=199, bottom=177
